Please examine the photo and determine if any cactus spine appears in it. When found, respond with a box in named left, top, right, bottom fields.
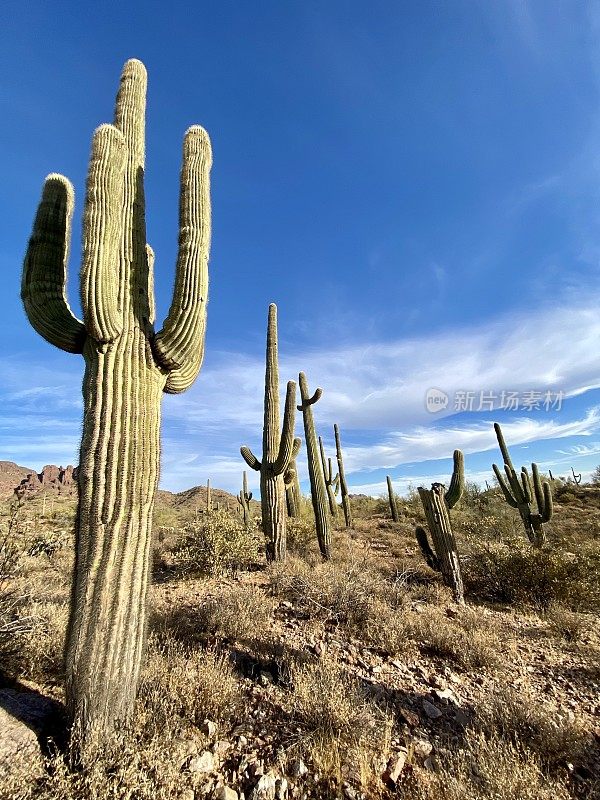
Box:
left=21, top=60, right=211, bottom=738
left=285, top=459, right=302, bottom=518
left=237, top=471, right=253, bottom=526
left=297, top=373, right=331, bottom=559
left=417, top=451, right=465, bottom=604
left=492, top=422, right=552, bottom=548
left=319, top=436, right=339, bottom=518
left=241, top=304, right=301, bottom=561
left=386, top=475, right=399, bottom=522
left=334, top=424, right=353, bottom=528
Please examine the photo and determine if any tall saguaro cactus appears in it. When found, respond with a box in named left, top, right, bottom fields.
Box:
left=21, top=60, right=211, bottom=738
left=334, top=424, right=353, bottom=528
left=237, top=471, right=253, bottom=526
left=319, top=436, right=340, bottom=518
left=492, top=422, right=552, bottom=548
left=297, top=373, right=331, bottom=559
left=386, top=475, right=399, bottom=522
left=241, top=304, right=301, bottom=561
left=285, top=459, right=302, bottom=518
left=417, top=451, right=465, bottom=604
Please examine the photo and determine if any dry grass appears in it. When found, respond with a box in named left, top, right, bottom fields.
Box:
left=286, top=655, right=391, bottom=790
left=408, top=731, right=571, bottom=800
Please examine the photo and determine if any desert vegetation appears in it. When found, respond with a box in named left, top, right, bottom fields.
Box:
left=2, top=55, right=599, bottom=800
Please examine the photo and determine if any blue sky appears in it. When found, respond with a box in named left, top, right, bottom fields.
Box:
left=3, top=0, right=600, bottom=496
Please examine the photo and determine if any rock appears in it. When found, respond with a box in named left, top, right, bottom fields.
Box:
left=0, top=688, right=62, bottom=778
left=215, top=788, right=238, bottom=800
left=434, top=688, right=459, bottom=705
left=212, top=740, right=232, bottom=756
left=289, top=759, right=308, bottom=777
left=422, top=699, right=442, bottom=719
left=181, top=791, right=195, bottom=800
left=251, top=772, right=277, bottom=800
left=189, top=750, right=216, bottom=774
left=386, top=752, right=406, bottom=783
left=275, top=778, right=288, bottom=799
left=412, top=738, right=433, bottom=759
left=202, top=719, right=218, bottom=737
left=398, top=706, right=420, bottom=727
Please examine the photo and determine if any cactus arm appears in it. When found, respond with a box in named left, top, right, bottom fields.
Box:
left=154, top=126, right=211, bottom=386
left=297, top=379, right=322, bottom=410
left=493, top=463, right=519, bottom=508
left=22, top=174, right=87, bottom=354
left=494, top=422, right=514, bottom=470
left=273, top=380, right=299, bottom=475
left=520, top=467, right=532, bottom=504
left=540, top=481, right=553, bottom=523
left=506, top=464, right=525, bottom=503
left=318, top=436, right=329, bottom=481
left=333, top=471, right=340, bottom=495
left=241, top=446, right=261, bottom=471
left=80, top=125, right=126, bottom=344
left=444, top=449, right=465, bottom=509
left=415, top=526, right=440, bottom=571
left=146, top=245, right=156, bottom=324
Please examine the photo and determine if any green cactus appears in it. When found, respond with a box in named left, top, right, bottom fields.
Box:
left=241, top=304, right=301, bottom=561
left=492, top=422, right=552, bottom=548
left=237, top=471, right=253, bottom=526
left=417, top=450, right=465, bottom=604
left=386, top=475, right=399, bottom=522
left=334, top=424, right=353, bottom=528
left=297, top=373, right=331, bottom=559
left=319, top=436, right=340, bottom=518
left=285, top=459, right=302, bottom=518
left=21, top=60, right=211, bottom=738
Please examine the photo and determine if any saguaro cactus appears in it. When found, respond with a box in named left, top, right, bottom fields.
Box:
left=386, top=475, right=399, bottom=522
left=319, top=436, right=339, bottom=518
left=571, top=467, right=582, bottom=486
left=492, top=422, right=552, bottom=548
left=241, top=304, right=301, bottom=561
left=285, top=459, right=302, bottom=518
left=334, top=424, right=353, bottom=528
left=21, top=60, right=211, bottom=737
left=237, top=471, right=253, bottom=526
left=297, top=373, right=331, bottom=559
left=417, top=451, right=465, bottom=604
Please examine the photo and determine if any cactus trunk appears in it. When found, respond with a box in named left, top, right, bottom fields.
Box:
left=319, top=436, right=339, bottom=518
left=298, top=373, right=331, bottom=559
left=492, top=423, right=552, bottom=548
left=416, top=451, right=465, bottom=604
left=417, top=486, right=464, bottom=604
left=386, top=476, right=399, bottom=522
left=285, top=460, right=301, bottom=518
left=67, top=339, right=163, bottom=730
left=334, top=424, right=353, bottom=528
left=22, top=59, right=211, bottom=740
left=237, top=471, right=253, bottom=526
left=241, top=305, right=300, bottom=562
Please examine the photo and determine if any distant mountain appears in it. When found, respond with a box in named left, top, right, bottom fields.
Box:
left=0, top=461, right=33, bottom=499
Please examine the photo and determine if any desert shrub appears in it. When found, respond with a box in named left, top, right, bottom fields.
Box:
left=286, top=516, right=317, bottom=555
left=287, top=656, right=391, bottom=781
left=478, top=688, right=594, bottom=776
left=406, top=605, right=509, bottom=670
left=197, top=583, right=274, bottom=642
left=545, top=604, right=591, bottom=642
left=173, top=509, right=261, bottom=576
left=269, top=554, right=387, bottom=630
left=409, top=731, right=570, bottom=800
left=139, top=634, right=241, bottom=726
left=463, top=539, right=600, bottom=611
